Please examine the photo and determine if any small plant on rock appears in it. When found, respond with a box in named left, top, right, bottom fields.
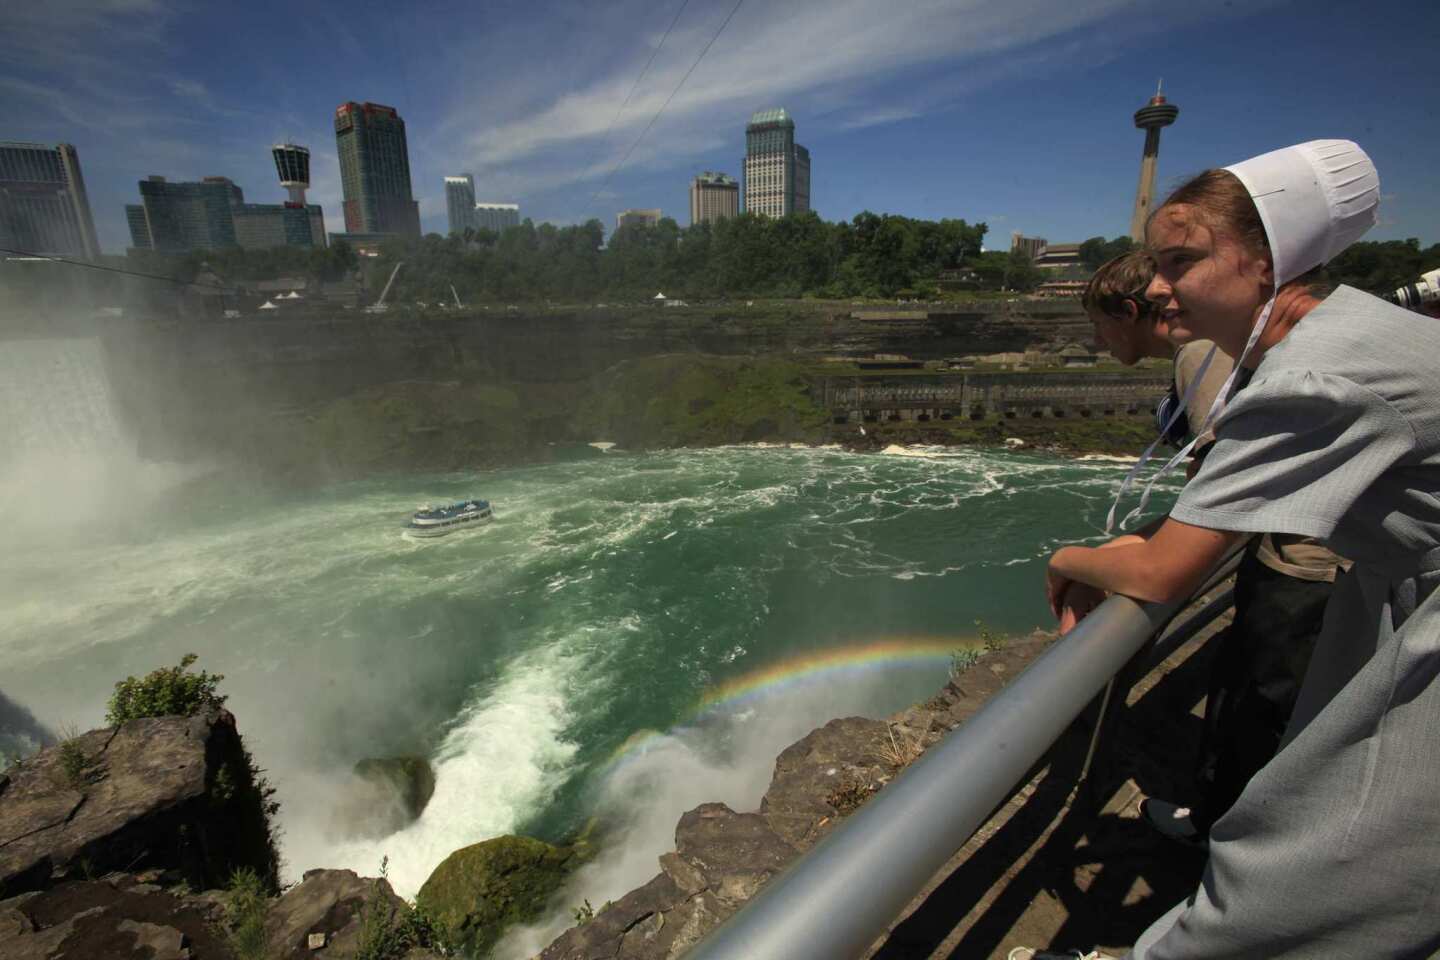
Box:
left=976, top=619, right=1009, bottom=654
left=572, top=898, right=595, bottom=926
left=825, top=778, right=878, bottom=816
left=225, top=866, right=270, bottom=960
left=874, top=723, right=924, bottom=770
left=949, top=647, right=982, bottom=678
left=355, top=857, right=446, bottom=960
left=52, top=725, right=97, bottom=791
left=106, top=653, right=227, bottom=725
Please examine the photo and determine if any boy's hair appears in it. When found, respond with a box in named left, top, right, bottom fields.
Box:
left=1082, top=250, right=1159, bottom=323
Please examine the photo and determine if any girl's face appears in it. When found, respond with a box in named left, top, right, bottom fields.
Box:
left=1145, top=204, right=1272, bottom=357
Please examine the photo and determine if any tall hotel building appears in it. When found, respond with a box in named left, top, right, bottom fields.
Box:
left=334, top=101, right=421, bottom=239
left=445, top=175, right=476, bottom=234
left=689, top=171, right=738, bottom=226
left=742, top=109, right=809, bottom=218
left=473, top=202, right=520, bottom=233
left=0, top=142, right=101, bottom=259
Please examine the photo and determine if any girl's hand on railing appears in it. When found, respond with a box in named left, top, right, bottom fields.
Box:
left=1057, top=582, right=1107, bottom=634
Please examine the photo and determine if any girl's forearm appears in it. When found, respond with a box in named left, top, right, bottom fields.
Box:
left=1051, top=520, right=1242, bottom=603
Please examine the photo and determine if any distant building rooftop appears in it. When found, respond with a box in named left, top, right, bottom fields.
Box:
left=749, top=107, right=793, bottom=126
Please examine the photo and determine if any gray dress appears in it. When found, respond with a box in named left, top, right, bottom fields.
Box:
left=1132, top=286, right=1440, bottom=959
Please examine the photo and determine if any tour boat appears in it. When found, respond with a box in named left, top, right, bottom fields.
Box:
left=404, top=499, right=494, bottom=538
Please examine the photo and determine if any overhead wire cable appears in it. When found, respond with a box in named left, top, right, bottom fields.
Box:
left=583, top=0, right=746, bottom=216
left=571, top=0, right=694, bottom=200
left=0, top=247, right=234, bottom=290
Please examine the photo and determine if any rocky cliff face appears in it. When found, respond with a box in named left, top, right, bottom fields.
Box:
left=85, top=302, right=1092, bottom=479
left=0, top=708, right=275, bottom=897
left=538, top=631, right=1053, bottom=959
left=0, top=710, right=444, bottom=959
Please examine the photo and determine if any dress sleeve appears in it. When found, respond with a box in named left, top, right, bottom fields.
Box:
left=1170, top=369, right=1414, bottom=539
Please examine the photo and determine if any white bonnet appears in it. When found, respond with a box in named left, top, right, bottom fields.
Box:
left=1222, top=139, right=1379, bottom=285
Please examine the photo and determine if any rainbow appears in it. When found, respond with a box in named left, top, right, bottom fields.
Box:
left=596, top=635, right=979, bottom=777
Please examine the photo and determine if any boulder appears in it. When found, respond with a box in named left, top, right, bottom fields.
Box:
left=0, top=708, right=277, bottom=896
left=354, top=756, right=435, bottom=820
left=758, top=716, right=894, bottom=850
left=673, top=803, right=796, bottom=905
left=416, top=835, right=574, bottom=956
left=264, top=868, right=409, bottom=960
left=335, top=756, right=437, bottom=837
left=0, top=875, right=233, bottom=959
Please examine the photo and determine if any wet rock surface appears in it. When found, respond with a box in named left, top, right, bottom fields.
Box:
left=265, top=868, right=408, bottom=959
left=0, top=874, right=233, bottom=960
left=0, top=708, right=276, bottom=896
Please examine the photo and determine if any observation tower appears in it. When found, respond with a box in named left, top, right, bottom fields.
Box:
left=1128, top=82, right=1179, bottom=241
left=271, top=143, right=311, bottom=207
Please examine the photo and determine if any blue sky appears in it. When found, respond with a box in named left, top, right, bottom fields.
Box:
left=4, top=0, right=1436, bottom=254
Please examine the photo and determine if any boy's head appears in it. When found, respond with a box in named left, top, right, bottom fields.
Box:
left=1082, top=250, right=1170, bottom=365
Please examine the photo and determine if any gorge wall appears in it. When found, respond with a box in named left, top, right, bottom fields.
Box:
left=17, top=301, right=1102, bottom=480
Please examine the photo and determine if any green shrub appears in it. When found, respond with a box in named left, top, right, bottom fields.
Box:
left=106, top=653, right=227, bottom=725
left=225, top=867, right=270, bottom=960
left=949, top=647, right=981, bottom=678
left=354, top=857, right=446, bottom=960
left=572, top=898, right=595, bottom=926
left=976, top=619, right=1009, bottom=654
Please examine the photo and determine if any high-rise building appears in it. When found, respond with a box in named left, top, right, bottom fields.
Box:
left=124, top=205, right=152, bottom=250
left=1129, top=82, right=1179, bottom=242
left=232, top=203, right=325, bottom=250
left=615, top=208, right=661, bottom=232
left=0, top=142, right=101, bottom=259
left=445, top=176, right=476, bottom=234
left=689, top=172, right=739, bottom=226
left=130, top=176, right=243, bottom=253
left=334, top=101, right=421, bottom=239
left=473, top=202, right=520, bottom=234
left=1011, top=232, right=1048, bottom=261
left=743, top=109, right=810, bottom=218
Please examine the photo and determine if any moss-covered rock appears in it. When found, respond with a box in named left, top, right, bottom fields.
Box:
left=354, top=756, right=436, bottom=822
left=415, top=835, right=574, bottom=956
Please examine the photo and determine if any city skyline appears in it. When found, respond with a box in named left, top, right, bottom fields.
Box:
left=3, top=0, right=1436, bottom=254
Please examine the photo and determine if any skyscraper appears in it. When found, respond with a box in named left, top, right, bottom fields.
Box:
left=615, top=209, right=661, bottom=232
left=334, top=101, right=421, bottom=239
left=445, top=176, right=476, bottom=234
left=473, top=202, right=519, bottom=234
left=0, top=142, right=101, bottom=259
left=689, top=172, right=739, bottom=226
left=1129, top=83, right=1179, bottom=242
left=130, top=176, right=243, bottom=253
left=743, top=109, right=810, bottom=218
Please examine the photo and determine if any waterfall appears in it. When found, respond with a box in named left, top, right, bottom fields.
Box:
left=0, top=338, right=125, bottom=466
left=0, top=337, right=206, bottom=536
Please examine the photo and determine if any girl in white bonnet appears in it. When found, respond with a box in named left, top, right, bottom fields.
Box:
left=1047, top=141, right=1440, bottom=957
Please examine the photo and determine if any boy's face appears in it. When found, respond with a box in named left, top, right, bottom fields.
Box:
left=1087, top=300, right=1148, bottom=366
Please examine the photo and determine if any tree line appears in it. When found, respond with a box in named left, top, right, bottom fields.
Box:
left=2, top=216, right=1434, bottom=314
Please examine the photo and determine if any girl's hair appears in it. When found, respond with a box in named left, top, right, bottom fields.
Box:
left=1153, top=168, right=1271, bottom=260
left=1082, top=249, right=1159, bottom=323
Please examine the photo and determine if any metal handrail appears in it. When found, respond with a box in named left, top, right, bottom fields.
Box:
left=687, top=555, right=1241, bottom=960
